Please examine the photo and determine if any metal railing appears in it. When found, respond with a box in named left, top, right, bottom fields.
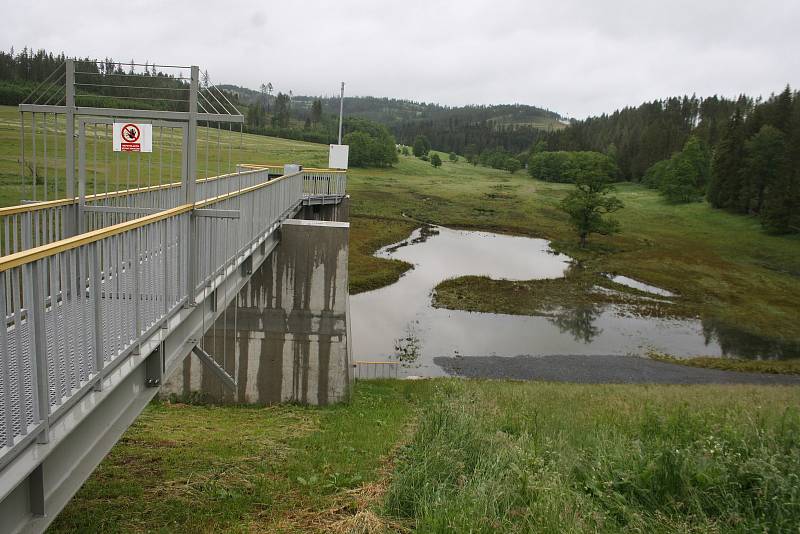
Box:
left=354, top=361, right=401, bottom=379
left=0, top=167, right=345, bottom=257
left=0, top=168, right=340, bottom=466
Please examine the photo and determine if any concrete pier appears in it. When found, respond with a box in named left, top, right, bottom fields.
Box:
left=162, top=218, right=352, bottom=405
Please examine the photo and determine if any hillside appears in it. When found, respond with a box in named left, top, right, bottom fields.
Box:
left=218, top=84, right=566, bottom=133
left=218, top=83, right=567, bottom=155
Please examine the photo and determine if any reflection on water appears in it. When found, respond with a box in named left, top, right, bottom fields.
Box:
left=351, top=226, right=796, bottom=377
left=702, top=317, right=800, bottom=359
left=549, top=303, right=603, bottom=343
left=606, top=274, right=677, bottom=297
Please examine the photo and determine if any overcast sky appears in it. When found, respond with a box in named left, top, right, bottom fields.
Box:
left=2, top=0, right=798, bottom=118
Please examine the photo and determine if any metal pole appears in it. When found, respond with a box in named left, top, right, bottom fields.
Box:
left=337, top=82, right=345, bottom=145
left=186, top=66, right=199, bottom=304
left=78, top=120, right=86, bottom=234
left=186, top=67, right=199, bottom=205
left=65, top=59, right=75, bottom=199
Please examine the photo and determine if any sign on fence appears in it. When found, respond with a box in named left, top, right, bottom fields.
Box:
left=113, top=122, right=153, bottom=152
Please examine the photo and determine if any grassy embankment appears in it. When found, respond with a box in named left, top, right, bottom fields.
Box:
left=50, top=381, right=800, bottom=532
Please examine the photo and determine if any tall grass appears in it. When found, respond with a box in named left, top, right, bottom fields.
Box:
left=384, top=381, right=800, bottom=532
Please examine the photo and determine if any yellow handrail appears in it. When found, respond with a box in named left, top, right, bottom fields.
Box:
left=0, top=171, right=303, bottom=273
left=238, top=163, right=346, bottom=174
left=0, top=165, right=279, bottom=216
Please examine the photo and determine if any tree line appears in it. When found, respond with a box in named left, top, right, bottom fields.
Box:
left=0, top=47, right=241, bottom=112
left=542, top=87, right=799, bottom=234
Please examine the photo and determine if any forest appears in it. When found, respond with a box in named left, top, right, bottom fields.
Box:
left=222, top=82, right=566, bottom=155
left=541, top=88, right=800, bottom=234
left=0, top=47, right=242, bottom=112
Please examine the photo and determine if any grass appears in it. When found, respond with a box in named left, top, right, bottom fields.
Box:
left=649, top=353, right=800, bottom=376
left=432, top=265, right=690, bottom=320
left=384, top=381, right=800, bottom=532
left=50, top=380, right=800, bottom=532
left=50, top=380, right=433, bottom=533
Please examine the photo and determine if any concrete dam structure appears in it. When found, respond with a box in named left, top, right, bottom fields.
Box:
left=163, top=217, right=352, bottom=405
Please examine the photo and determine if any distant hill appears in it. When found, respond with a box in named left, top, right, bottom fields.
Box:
left=218, top=84, right=566, bottom=155
left=217, top=85, right=566, bottom=132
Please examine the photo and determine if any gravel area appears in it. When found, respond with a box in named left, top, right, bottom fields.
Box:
left=434, top=354, right=800, bottom=385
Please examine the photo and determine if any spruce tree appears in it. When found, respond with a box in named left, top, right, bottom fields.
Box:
left=708, top=109, right=746, bottom=210
left=743, top=125, right=787, bottom=214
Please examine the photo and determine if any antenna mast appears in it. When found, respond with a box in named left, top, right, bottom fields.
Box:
left=337, top=82, right=345, bottom=144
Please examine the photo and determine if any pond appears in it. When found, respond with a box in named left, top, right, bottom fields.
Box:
left=350, top=226, right=798, bottom=377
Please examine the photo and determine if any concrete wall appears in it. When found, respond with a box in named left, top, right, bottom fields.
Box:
left=162, top=218, right=352, bottom=405
left=298, top=196, right=350, bottom=222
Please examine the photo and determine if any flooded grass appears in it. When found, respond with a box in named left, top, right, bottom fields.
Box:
left=432, top=265, right=691, bottom=321
left=349, top=215, right=417, bottom=294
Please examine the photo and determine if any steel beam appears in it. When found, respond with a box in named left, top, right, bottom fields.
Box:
left=194, top=208, right=240, bottom=219
left=81, top=206, right=163, bottom=216
left=18, top=104, right=243, bottom=124
left=191, top=346, right=236, bottom=391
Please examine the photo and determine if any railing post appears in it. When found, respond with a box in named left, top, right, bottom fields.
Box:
left=0, top=272, right=14, bottom=449
left=24, top=260, right=50, bottom=444
left=132, top=229, right=141, bottom=354
left=65, top=58, right=75, bottom=201
left=185, top=66, right=199, bottom=305
left=77, top=119, right=86, bottom=234
left=90, top=243, right=105, bottom=391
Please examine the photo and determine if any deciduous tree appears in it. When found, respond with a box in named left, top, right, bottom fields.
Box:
left=559, top=173, right=624, bottom=247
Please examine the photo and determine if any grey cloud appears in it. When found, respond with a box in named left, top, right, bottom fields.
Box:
left=0, top=0, right=797, bottom=117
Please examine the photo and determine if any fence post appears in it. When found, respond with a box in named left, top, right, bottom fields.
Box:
left=24, top=261, right=50, bottom=444
left=185, top=66, right=199, bottom=305
left=91, top=243, right=105, bottom=391
left=65, top=59, right=75, bottom=201
left=77, top=119, right=86, bottom=234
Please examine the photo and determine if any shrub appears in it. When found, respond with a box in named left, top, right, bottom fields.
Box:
left=528, top=151, right=618, bottom=183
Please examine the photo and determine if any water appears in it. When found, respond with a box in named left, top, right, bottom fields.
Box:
left=350, top=226, right=738, bottom=377
left=606, top=275, right=677, bottom=297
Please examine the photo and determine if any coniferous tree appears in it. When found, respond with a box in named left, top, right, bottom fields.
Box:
left=742, top=125, right=787, bottom=215
left=412, top=135, right=431, bottom=157
left=311, top=98, right=323, bottom=126
left=707, top=109, right=747, bottom=210
left=659, top=136, right=710, bottom=203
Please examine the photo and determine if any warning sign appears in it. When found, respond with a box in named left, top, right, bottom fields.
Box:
left=113, top=122, right=152, bottom=152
